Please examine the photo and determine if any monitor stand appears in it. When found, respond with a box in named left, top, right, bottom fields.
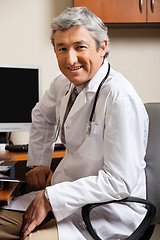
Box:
left=0, top=132, right=7, bottom=143
left=0, top=132, right=10, bottom=144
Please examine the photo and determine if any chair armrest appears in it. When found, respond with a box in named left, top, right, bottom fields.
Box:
left=81, top=196, right=156, bottom=240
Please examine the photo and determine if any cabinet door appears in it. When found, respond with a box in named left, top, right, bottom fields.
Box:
left=147, top=0, right=160, bottom=22
left=74, top=0, right=147, bottom=23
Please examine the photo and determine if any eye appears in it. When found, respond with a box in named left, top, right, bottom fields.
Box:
left=77, top=45, right=87, bottom=50
left=58, top=47, right=67, bottom=52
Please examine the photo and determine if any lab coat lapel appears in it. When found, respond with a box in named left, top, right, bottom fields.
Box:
left=60, top=85, right=72, bottom=126
left=67, top=89, right=86, bottom=119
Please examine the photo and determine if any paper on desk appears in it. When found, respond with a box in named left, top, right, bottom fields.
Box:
left=0, top=166, right=11, bottom=172
left=1, top=190, right=41, bottom=211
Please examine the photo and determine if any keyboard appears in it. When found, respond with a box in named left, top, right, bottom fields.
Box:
left=5, top=143, right=66, bottom=152
left=54, top=143, right=66, bottom=151
left=5, top=144, right=29, bottom=152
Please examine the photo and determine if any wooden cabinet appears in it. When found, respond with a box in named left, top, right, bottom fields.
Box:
left=74, top=0, right=160, bottom=23
left=147, top=0, right=160, bottom=22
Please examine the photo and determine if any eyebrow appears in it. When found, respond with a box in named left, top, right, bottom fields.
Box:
left=74, top=40, right=89, bottom=45
left=56, top=40, right=89, bottom=47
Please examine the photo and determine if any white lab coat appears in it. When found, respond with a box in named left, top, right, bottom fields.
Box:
left=27, top=60, right=149, bottom=239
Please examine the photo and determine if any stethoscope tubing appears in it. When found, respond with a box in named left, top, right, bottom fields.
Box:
left=89, top=63, right=110, bottom=123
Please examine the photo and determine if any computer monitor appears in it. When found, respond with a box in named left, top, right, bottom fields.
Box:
left=0, top=64, right=41, bottom=135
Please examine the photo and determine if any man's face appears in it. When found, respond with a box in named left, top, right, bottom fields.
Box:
left=54, top=26, right=107, bottom=86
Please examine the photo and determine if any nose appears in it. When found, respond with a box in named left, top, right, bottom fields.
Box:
left=67, top=49, right=78, bottom=66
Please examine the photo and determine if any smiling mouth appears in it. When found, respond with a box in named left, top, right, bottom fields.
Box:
left=67, top=66, right=83, bottom=71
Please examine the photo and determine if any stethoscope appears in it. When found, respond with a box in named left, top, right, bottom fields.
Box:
left=52, top=63, right=111, bottom=142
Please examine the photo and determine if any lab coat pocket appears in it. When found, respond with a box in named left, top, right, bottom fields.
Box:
left=79, top=122, right=104, bottom=161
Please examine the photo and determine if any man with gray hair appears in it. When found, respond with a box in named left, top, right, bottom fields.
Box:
left=0, top=7, right=148, bottom=240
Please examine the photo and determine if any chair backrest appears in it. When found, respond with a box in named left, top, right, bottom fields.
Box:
left=144, top=102, right=160, bottom=224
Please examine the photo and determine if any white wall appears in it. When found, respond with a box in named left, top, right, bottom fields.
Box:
left=108, top=27, right=160, bottom=103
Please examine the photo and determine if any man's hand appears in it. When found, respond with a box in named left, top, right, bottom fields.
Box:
left=25, top=166, right=53, bottom=190
left=20, top=190, right=51, bottom=240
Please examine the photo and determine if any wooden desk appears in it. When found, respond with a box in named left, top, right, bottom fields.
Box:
left=0, top=182, right=20, bottom=205
left=0, top=150, right=65, bottom=204
left=0, top=150, right=65, bottom=161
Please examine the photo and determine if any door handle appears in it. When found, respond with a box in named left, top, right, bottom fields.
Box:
left=139, top=0, right=143, bottom=13
left=151, top=0, right=154, bottom=13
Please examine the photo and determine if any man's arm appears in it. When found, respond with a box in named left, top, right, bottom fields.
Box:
left=27, top=74, right=69, bottom=169
left=20, top=190, right=51, bottom=240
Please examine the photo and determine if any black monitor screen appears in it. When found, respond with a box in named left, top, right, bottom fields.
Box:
left=0, top=66, right=40, bottom=124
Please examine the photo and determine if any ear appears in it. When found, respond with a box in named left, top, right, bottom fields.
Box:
left=100, top=40, right=108, bottom=57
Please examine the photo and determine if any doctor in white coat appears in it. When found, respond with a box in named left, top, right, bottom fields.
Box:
left=0, top=7, right=149, bottom=240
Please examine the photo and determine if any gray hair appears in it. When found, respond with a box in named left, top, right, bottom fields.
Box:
left=51, top=7, right=109, bottom=58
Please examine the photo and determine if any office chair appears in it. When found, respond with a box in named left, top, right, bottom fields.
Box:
left=82, top=102, right=160, bottom=240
